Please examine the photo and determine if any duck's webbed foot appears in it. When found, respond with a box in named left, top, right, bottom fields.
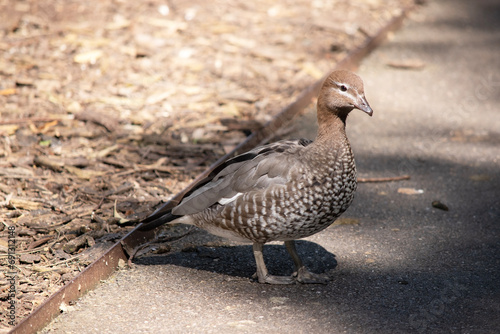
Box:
left=294, top=266, right=330, bottom=284
left=285, top=240, right=331, bottom=284
left=252, top=243, right=296, bottom=285
left=252, top=241, right=331, bottom=284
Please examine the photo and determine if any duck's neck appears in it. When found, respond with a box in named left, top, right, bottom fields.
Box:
left=314, top=108, right=349, bottom=145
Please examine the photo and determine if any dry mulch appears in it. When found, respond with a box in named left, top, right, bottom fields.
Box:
left=0, top=0, right=414, bottom=329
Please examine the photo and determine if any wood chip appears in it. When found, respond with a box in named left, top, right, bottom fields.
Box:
left=19, top=254, right=42, bottom=264
left=432, top=200, right=449, bottom=211
left=75, top=110, right=119, bottom=132
left=63, top=234, right=95, bottom=254
left=386, top=59, right=426, bottom=70
left=0, top=167, right=34, bottom=178
left=34, top=155, right=64, bottom=172
left=7, top=198, right=45, bottom=210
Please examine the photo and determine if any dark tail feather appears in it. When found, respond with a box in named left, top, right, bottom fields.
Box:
left=139, top=201, right=182, bottom=231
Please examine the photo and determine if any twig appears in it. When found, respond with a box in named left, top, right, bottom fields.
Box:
left=0, top=237, right=59, bottom=257
left=27, top=236, right=55, bottom=250
left=93, top=197, right=105, bottom=211
left=358, top=175, right=410, bottom=183
left=51, top=255, right=82, bottom=266
left=110, top=164, right=183, bottom=178
left=0, top=116, right=73, bottom=125
left=5, top=31, right=64, bottom=45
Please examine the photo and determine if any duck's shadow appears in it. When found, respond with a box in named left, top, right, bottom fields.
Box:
left=135, top=240, right=337, bottom=279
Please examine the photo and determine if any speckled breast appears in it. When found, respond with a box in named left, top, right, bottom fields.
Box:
left=266, top=148, right=357, bottom=242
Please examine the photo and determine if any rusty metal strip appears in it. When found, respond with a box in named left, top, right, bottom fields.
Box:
left=10, top=6, right=414, bottom=334
left=11, top=243, right=126, bottom=334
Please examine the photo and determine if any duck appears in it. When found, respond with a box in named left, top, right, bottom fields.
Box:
left=140, top=70, right=373, bottom=284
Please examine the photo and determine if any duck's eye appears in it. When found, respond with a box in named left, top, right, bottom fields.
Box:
left=340, top=85, right=347, bottom=92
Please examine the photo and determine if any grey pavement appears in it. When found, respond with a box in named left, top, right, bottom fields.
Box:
left=42, top=0, right=500, bottom=333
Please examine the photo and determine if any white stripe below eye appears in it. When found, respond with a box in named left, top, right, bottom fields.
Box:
left=219, top=192, right=243, bottom=205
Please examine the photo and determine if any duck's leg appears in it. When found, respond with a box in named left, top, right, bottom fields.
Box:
left=284, top=240, right=330, bottom=284
left=252, top=243, right=295, bottom=284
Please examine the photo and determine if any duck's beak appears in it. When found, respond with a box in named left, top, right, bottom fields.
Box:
left=355, top=95, right=373, bottom=116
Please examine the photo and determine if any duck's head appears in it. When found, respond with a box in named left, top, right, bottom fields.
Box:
left=318, top=70, right=373, bottom=118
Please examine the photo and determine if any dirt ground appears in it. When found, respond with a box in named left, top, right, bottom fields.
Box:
left=0, top=0, right=414, bottom=329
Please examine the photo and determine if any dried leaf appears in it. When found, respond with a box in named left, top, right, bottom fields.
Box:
left=113, top=200, right=130, bottom=224
left=0, top=124, right=19, bottom=135
left=0, top=238, right=8, bottom=252
left=301, top=62, right=324, bottom=79
left=386, top=59, right=426, bottom=70
left=73, top=50, right=103, bottom=64
left=75, top=110, right=119, bottom=132
left=0, top=88, right=16, bottom=95
left=37, top=120, right=59, bottom=134
left=31, top=266, right=54, bottom=273
left=64, top=165, right=105, bottom=180
left=91, top=144, right=120, bottom=159
left=138, top=17, right=187, bottom=31
left=170, top=115, right=221, bottom=131
left=65, top=100, right=82, bottom=113
left=219, top=90, right=257, bottom=103
left=105, top=15, right=131, bottom=30
left=397, top=188, right=424, bottom=195
left=96, top=96, right=142, bottom=108
left=209, top=23, right=239, bottom=34
left=145, top=90, right=174, bottom=105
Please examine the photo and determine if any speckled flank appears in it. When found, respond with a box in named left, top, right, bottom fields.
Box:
left=192, top=137, right=357, bottom=243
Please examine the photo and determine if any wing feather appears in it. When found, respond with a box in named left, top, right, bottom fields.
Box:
left=172, top=139, right=311, bottom=215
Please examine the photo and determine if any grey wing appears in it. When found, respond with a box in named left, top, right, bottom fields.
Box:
left=172, top=138, right=312, bottom=215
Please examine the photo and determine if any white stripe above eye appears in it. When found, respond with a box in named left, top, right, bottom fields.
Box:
left=331, top=80, right=349, bottom=88
left=219, top=192, right=243, bottom=205
left=330, top=86, right=355, bottom=99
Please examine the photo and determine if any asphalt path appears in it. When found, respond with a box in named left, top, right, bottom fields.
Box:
left=42, top=0, right=499, bottom=332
